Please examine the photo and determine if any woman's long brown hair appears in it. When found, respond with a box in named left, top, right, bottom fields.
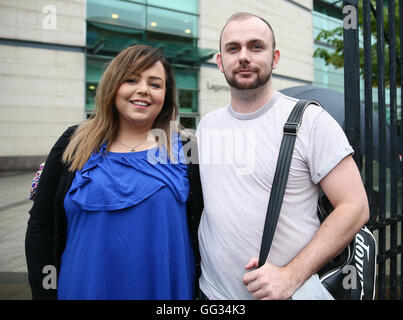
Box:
left=62, top=45, right=178, bottom=171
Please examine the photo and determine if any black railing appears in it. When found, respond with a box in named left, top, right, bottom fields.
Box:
left=344, top=0, right=403, bottom=299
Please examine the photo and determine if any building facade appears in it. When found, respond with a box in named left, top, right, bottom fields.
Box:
left=0, top=0, right=86, bottom=170
left=0, top=0, right=316, bottom=170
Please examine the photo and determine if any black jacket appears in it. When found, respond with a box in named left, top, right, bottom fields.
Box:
left=25, top=125, right=203, bottom=300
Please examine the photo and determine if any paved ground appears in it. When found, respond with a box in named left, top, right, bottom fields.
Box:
left=0, top=171, right=35, bottom=300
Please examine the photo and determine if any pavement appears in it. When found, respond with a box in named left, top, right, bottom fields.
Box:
left=0, top=171, right=35, bottom=300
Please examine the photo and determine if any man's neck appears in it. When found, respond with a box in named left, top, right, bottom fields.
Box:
left=229, top=82, right=275, bottom=114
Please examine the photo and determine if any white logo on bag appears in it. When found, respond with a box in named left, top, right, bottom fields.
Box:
left=342, top=234, right=370, bottom=298
left=354, top=233, right=370, bottom=298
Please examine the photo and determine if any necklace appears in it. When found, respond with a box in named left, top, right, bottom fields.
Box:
left=115, top=137, right=148, bottom=152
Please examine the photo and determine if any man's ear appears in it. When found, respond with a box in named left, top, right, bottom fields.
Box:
left=272, top=49, right=280, bottom=70
left=217, top=53, right=224, bottom=73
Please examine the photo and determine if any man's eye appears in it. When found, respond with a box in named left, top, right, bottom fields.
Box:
left=252, top=44, right=262, bottom=50
left=227, top=47, right=237, bottom=52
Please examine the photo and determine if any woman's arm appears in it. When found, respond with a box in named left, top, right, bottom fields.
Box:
left=25, top=126, right=76, bottom=300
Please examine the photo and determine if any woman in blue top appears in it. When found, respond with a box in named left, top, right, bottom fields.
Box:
left=25, top=45, right=203, bottom=300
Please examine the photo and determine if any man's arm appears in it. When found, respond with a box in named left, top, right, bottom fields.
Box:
left=242, top=154, right=369, bottom=300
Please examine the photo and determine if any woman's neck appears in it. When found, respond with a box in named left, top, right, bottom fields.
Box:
left=116, top=126, right=150, bottom=142
left=111, top=124, right=156, bottom=152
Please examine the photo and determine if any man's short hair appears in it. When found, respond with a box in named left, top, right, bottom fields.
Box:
left=219, top=12, right=276, bottom=53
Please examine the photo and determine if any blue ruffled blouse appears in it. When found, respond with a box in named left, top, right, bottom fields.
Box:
left=57, top=138, right=195, bottom=300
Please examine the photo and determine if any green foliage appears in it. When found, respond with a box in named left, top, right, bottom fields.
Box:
left=313, top=0, right=401, bottom=87
left=314, top=27, right=345, bottom=68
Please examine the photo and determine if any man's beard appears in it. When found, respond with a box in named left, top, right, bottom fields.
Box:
left=223, top=65, right=272, bottom=90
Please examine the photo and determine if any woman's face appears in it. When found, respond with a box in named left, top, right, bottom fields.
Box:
left=114, top=61, right=166, bottom=130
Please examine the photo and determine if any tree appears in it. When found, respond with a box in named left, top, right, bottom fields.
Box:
left=314, top=0, right=401, bottom=87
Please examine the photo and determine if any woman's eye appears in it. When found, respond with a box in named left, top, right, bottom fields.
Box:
left=150, top=83, right=162, bottom=88
left=126, top=79, right=137, bottom=83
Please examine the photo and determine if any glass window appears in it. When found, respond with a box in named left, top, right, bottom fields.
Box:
left=313, top=10, right=344, bottom=93
left=179, top=89, right=194, bottom=107
left=179, top=89, right=198, bottom=113
left=147, top=6, right=198, bottom=38
left=313, top=0, right=343, bottom=19
left=174, top=68, right=198, bottom=90
left=124, top=0, right=146, bottom=3
left=313, top=11, right=342, bottom=39
left=86, top=57, right=109, bottom=82
left=87, top=0, right=146, bottom=30
left=85, top=56, right=111, bottom=114
left=179, top=115, right=198, bottom=130
left=86, top=82, right=98, bottom=113
left=145, top=31, right=197, bottom=62
left=148, top=0, right=198, bottom=14
left=174, top=68, right=198, bottom=113
left=87, top=22, right=145, bottom=56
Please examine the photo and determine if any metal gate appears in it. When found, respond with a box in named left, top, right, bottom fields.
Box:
left=343, top=0, right=402, bottom=299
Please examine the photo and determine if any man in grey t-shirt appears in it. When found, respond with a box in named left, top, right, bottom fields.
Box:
left=196, top=12, right=369, bottom=300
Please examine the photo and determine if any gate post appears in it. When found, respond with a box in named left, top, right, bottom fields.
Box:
left=343, top=0, right=361, bottom=169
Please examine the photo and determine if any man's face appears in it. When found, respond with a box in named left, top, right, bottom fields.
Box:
left=217, top=17, right=279, bottom=90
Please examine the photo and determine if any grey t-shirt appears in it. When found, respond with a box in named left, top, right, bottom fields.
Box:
left=196, top=91, right=353, bottom=299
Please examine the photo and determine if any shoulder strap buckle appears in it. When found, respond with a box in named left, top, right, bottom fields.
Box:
left=283, top=122, right=300, bottom=135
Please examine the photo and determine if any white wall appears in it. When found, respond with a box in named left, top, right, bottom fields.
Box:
left=0, top=0, right=86, bottom=162
left=0, top=0, right=86, bottom=46
left=0, top=45, right=85, bottom=156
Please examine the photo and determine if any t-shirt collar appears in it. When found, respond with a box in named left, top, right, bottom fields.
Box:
left=227, top=91, right=280, bottom=120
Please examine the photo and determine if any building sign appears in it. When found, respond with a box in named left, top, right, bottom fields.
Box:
left=207, top=82, right=230, bottom=92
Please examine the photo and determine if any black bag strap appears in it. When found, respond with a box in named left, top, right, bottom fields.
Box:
left=258, top=99, right=322, bottom=267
